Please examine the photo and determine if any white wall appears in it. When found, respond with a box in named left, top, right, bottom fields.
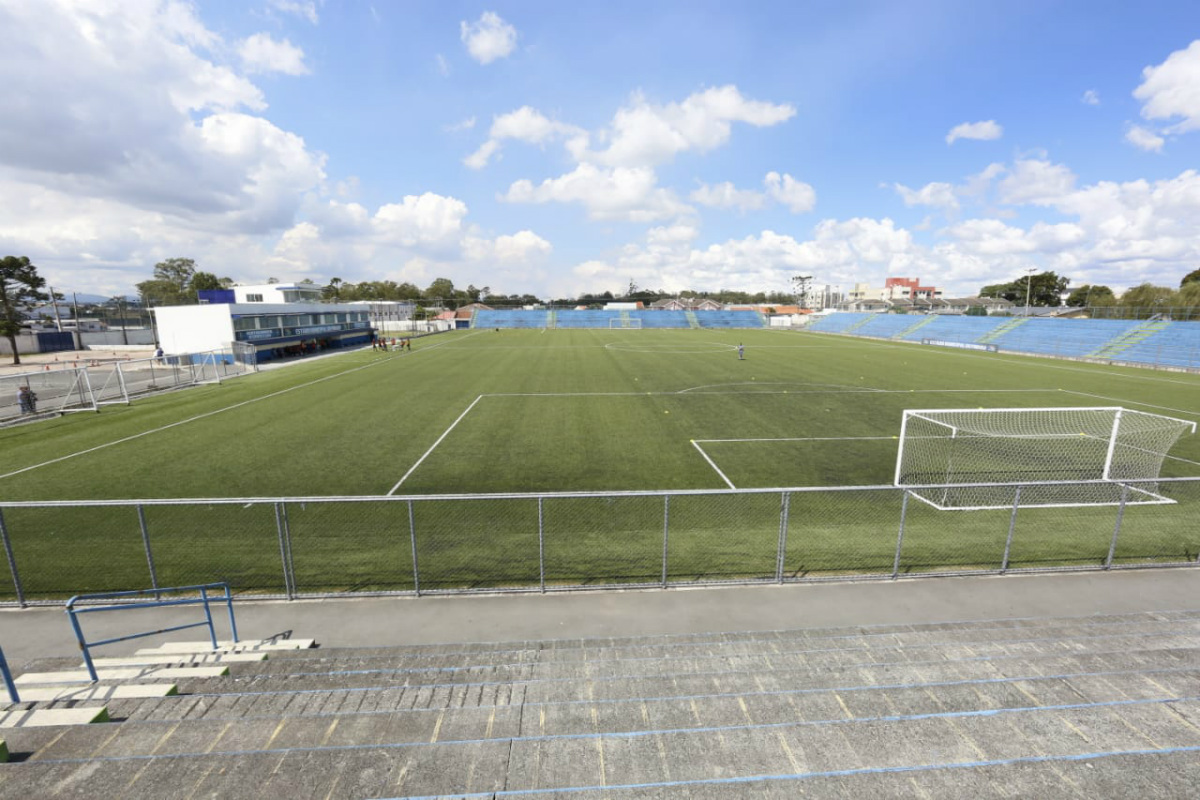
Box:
left=153, top=305, right=234, bottom=354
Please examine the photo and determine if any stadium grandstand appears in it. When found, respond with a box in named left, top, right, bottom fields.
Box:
left=807, top=313, right=1200, bottom=370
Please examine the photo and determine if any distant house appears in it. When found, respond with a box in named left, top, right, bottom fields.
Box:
left=650, top=298, right=721, bottom=311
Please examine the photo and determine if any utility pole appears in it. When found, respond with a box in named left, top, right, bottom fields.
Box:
left=48, top=286, right=64, bottom=331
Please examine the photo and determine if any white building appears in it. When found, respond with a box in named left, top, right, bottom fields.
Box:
left=153, top=303, right=373, bottom=363
left=232, top=283, right=324, bottom=304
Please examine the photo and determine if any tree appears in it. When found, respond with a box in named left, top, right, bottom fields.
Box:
left=1120, top=283, right=1175, bottom=310
left=978, top=272, right=1069, bottom=306
left=137, top=257, right=197, bottom=306
left=0, top=255, right=49, bottom=366
left=1181, top=268, right=1200, bottom=288
left=189, top=271, right=222, bottom=294
left=1065, top=284, right=1115, bottom=307
left=425, top=278, right=456, bottom=307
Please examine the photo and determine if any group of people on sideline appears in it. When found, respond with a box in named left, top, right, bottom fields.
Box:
left=372, top=336, right=412, bottom=353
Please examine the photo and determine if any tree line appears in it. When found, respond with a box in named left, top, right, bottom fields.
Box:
left=980, top=269, right=1200, bottom=310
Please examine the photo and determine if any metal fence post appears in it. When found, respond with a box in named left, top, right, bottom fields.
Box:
left=408, top=499, right=420, bottom=596
left=661, top=495, right=670, bottom=588
left=1000, top=486, right=1021, bottom=574
left=538, top=497, right=546, bottom=593
left=281, top=502, right=296, bottom=596
left=892, top=491, right=910, bottom=580
left=137, top=504, right=160, bottom=598
left=776, top=491, right=790, bottom=584
left=0, top=509, right=26, bottom=608
left=274, top=502, right=293, bottom=600
left=1105, top=485, right=1130, bottom=570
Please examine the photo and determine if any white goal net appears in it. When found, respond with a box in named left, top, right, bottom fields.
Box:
left=0, top=367, right=97, bottom=425
left=609, top=317, right=643, bottom=329
left=894, top=407, right=1196, bottom=510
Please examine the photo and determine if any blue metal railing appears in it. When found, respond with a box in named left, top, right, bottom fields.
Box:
left=0, top=646, right=18, bottom=704
left=65, top=583, right=239, bottom=682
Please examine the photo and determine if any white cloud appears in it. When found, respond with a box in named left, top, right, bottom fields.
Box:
left=445, top=117, right=476, bottom=133
left=268, top=0, right=318, bottom=24
left=996, top=158, right=1076, bottom=205
left=945, top=120, right=1003, bottom=145
left=435, top=54, right=450, bottom=77
left=693, top=172, right=815, bottom=213
left=689, top=181, right=767, bottom=212
left=1125, top=125, right=1165, bottom=153
left=1082, top=89, right=1100, bottom=106
left=464, top=106, right=586, bottom=168
left=1134, top=39, right=1200, bottom=134
left=460, top=11, right=518, bottom=65
left=893, top=181, right=959, bottom=213
left=584, top=86, right=795, bottom=168
left=764, top=172, right=816, bottom=213
left=238, top=33, right=310, bottom=75
left=503, top=163, right=691, bottom=222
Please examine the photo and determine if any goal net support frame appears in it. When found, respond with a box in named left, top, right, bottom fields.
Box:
left=608, top=318, right=643, bottom=329
left=894, top=406, right=1196, bottom=510
left=0, top=367, right=98, bottom=425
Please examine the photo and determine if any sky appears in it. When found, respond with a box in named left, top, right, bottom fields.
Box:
left=2, top=1, right=1200, bottom=301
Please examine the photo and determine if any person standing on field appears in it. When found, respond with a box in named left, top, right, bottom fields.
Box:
left=737, top=343, right=745, bottom=360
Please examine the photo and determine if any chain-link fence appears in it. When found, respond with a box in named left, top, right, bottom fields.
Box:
left=1, top=478, right=1197, bottom=606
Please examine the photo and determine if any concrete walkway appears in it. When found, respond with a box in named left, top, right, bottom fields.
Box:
left=3, top=569, right=1197, bottom=669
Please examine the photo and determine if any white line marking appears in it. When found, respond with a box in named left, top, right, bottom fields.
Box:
left=1059, top=390, right=1200, bottom=420
left=388, top=394, right=484, bottom=495
left=694, top=436, right=898, bottom=444
left=0, top=332, right=474, bottom=484
left=691, top=440, right=736, bottom=489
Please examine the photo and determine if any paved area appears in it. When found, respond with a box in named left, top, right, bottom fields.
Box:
left=0, top=347, right=153, bottom=377
left=3, top=569, right=1197, bottom=669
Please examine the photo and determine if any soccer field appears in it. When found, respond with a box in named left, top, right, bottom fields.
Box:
left=2, top=328, right=1199, bottom=600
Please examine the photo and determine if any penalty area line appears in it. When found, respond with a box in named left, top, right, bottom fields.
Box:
left=691, top=440, right=737, bottom=489
left=388, top=395, right=484, bottom=495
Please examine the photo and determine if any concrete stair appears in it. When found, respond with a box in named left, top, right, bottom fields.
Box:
left=0, top=612, right=1196, bottom=796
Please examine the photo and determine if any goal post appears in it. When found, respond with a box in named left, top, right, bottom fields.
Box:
left=0, top=367, right=97, bottom=425
left=609, top=318, right=643, bottom=329
left=894, top=407, right=1196, bottom=510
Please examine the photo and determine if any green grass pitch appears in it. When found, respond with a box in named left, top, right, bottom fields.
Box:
left=2, top=327, right=1199, bottom=599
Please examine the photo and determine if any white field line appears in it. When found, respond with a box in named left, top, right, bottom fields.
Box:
left=691, top=440, right=736, bottom=489
left=486, top=388, right=1060, bottom=398
left=1059, top=390, right=1200, bottom=421
left=0, top=332, right=472, bottom=484
left=693, top=436, right=899, bottom=444
left=388, top=394, right=484, bottom=495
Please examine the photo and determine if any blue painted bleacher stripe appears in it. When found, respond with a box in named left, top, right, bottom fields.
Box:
left=165, top=665, right=1200, bottom=723
left=227, top=623, right=1200, bottom=680
left=25, top=695, right=1200, bottom=765
left=188, top=644, right=1199, bottom=702
left=386, top=744, right=1200, bottom=798
left=236, top=611, right=1200, bottom=662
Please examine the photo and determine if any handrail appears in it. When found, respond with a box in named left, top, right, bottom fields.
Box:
left=0, top=646, right=18, bottom=704
left=65, top=583, right=239, bottom=682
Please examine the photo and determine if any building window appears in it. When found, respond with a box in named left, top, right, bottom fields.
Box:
left=246, top=293, right=264, bottom=302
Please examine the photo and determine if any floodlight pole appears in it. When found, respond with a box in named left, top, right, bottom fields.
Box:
left=1024, top=268, right=1036, bottom=317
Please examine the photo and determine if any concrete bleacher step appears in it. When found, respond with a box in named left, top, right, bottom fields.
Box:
left=139, top=638, right=315, bottom=653
left=3, top=698, right=1198, bottom=797
left=8, top=683, right=178, bottom=703
left=0, top=615, right=1197, bottom=797
left=15, top=665, right=229, bottom=685
left=81, top=652, right=266, bottom=668
left=0, top=707, right=110, bottom=729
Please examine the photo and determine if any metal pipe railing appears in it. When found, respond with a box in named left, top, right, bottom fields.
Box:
left=65, top=582, right=239, bottom=682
